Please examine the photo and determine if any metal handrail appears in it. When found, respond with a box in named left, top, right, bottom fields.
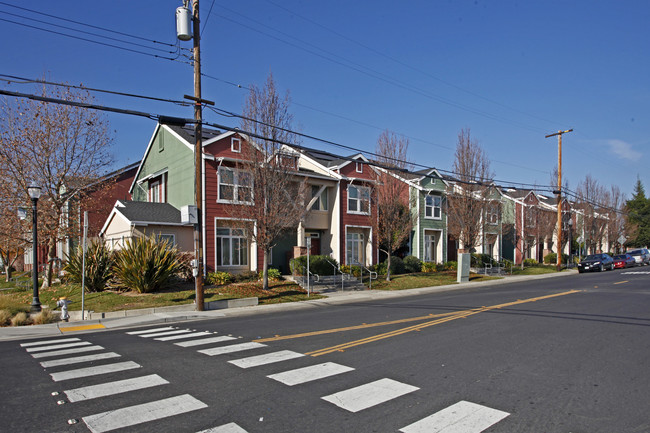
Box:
left=351, top=261, right=378, bottom=290
left=324, top=258, right=350, bottom=291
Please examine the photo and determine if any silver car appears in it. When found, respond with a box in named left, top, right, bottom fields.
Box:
left=627, top=248, right=650, bottom=266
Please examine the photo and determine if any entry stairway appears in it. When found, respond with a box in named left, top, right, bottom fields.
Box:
left=291, top=274, right=367, bottom=293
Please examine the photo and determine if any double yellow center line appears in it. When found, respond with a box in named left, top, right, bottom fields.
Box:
left=256, top=290, right=582, bottom=357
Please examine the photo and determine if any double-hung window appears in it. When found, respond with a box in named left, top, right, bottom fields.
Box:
left=218, top=167, right=252, bottom=204
left=216, top=227, right=248, bottom=267
left=348, top=185, right=370, bottom=214
left=486, top=204, right=499, bottom=225
left=424, top=195, right=441, bottom=219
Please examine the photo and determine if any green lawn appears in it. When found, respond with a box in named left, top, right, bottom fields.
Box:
left=368, top=271, right=501, bottom=291
left=0, top=278, right=322, bottom=317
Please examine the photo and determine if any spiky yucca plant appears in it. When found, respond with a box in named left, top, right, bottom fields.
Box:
left=64, top=240, right=114, bottom=292
left=112, top=236, right=180, bottom=293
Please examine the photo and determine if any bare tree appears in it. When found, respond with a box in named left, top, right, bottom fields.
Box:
left=0, top=84, right=113, bottom=288
left=0, top=174, right=30, bottom=281
left=446, top=128, right=494, bottom=252
left=576, top=175, right=608, bottom=253
left=605, top=185, right=626, bottom=253
left=233, top=73, right=306, bottom=290
left=374, top=130, right=413, bottom=281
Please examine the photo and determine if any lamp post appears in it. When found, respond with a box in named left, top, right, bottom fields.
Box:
left=27, top=182, right=42, bottom=313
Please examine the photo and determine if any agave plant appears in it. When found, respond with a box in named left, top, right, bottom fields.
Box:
left=64, top=240, right=113, bottom=292
left=112, top=235, right=180, bottom=293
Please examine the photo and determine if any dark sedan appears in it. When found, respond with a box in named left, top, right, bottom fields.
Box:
left=612, top=254, right=635, bottom=269
left=578, top=254, right=614, bottom=273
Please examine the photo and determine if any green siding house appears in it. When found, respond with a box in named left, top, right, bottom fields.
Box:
left=410, top=169, right=448, bottom=264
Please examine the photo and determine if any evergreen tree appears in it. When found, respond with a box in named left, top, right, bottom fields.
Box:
left=625, top=177, right=650, bottom=247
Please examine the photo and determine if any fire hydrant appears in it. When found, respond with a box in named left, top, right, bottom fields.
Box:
left=56, top=297, right=71, bottom=322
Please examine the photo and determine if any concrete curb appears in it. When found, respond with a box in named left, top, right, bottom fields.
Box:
left=0, top=270, right=577, bottom=341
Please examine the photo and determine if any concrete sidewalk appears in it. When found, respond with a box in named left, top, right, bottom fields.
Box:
left=0, top=270, right=577, bottom=342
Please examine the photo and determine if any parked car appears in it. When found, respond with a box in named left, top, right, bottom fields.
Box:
left=627, top=248, right=650, bottom=266
left=612, top=254, right=635, bottom=269
left=578, top=254, right=614, bottom=273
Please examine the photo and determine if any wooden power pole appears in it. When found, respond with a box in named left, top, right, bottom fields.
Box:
left=545, top=129, right=573, bottom=271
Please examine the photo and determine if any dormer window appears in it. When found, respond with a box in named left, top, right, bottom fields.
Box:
left=231, top=137, right=241, bottom=153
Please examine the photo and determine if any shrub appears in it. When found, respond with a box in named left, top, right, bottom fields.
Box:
left=0, top=309, right=11, bottom=326
left=444, top=261, right=457, bottom=271
left=260, top=267, right=282, bottom=282
left=64, top=239, right=113, bottom=292
left=112, top=236, right=180, bottom=293
left=523, top=258, right=538, bottom=267
left=403, top=256, right=422, bottom=273
left=421, top=262, right=437, bottom=273
left=32, top=308, right=57, bottom=325
left=175, top=251, right=195, bottom=282
left=207, top=271, right=232, bottom=285
left=472, top=253, right=497, bottom=267
left=233, top=270, right=258, bottom=283
left=543, top=253, right=569, bottom=264
left=11, top=312, right=29, bottom=326
left=385, top=256, right=405, bottom=275
left=374, top=262, right=387, bottom=275
left=290, top=255, right=339, bottom=276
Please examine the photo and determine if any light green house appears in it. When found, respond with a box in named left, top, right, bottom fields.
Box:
left=409, top=168, right=448, bottom=264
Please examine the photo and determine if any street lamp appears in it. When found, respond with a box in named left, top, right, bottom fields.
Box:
left=27, top=182, right=42, bottom=313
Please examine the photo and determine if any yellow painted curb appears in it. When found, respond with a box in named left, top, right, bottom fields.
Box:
left=60, top=324, right=106, bottom=332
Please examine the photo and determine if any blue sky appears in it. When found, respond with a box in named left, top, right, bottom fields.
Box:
left=2, top=0, right=649, bottom=199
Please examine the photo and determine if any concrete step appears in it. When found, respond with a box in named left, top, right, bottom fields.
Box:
left=291, top=274, right=367, bottom=293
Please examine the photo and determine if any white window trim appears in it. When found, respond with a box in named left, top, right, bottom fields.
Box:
left=344, top=225, right=373, bottom=266
left=231, top=137, right=241, bottom=153
left=217, top=167, right=253, bottom=205
left=215, top=217, right=257, bottom=272
left=347, top=185, right=371, bottom=215
left=215, top=226, right=249, bottom=268
left=424, top=194, right=442, bottom=220
left=356, top=162, right=363, bottom=173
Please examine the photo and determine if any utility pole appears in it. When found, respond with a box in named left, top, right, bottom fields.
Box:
left=545, top=129, right=573, bottom=271
left=178, top=0, right=213, bottom=310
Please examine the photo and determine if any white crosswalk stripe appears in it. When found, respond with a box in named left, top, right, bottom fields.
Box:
left=49, top=361, right=141, bottom=382
left=126, top=326, right=176, bottom=335
left=40, top=352, right=121, bottom=368
left=229, top=350, right=304, bottom=369
left=267, top=362, right=355, bottom=386
left=399, top=400, right=510, bottom=433
left=175, top=335, right=237, bottom=347
left=196, top=423, right=248, bottom=432
left=322, top=378, right=419, bottom=413
left=20, top=338, right=81, bottom=347
left=64, top=374, right=169, bottom=402
left=198, top=342, right=266, bottom=356
left=138, top=329, right=193, bottom=338
left=82, top=394, right=207, bottom=433
left=25, top=341, right=92, bottom=352
left=30, top=345, right=104, bottom=359
left=155, top=331, right=213, bottom=341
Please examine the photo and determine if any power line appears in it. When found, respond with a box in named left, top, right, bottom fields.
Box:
left=265, top=0, right=561, bottom=128
left=0, top=17, right=190, bottom=63
left=0, top=1, right=178, bottom=47
left=0, top=10, right=178, bottom=54
left=211, top=8, right=548, bottom=134
left=0, top=87, right=628, bottom=212
left=201, top=0, right=217, bottom=36
left=0, top=73, right=191, bottom=107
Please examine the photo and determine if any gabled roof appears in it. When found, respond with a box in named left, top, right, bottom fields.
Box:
left=115, top=200, right=182, bottom=224
left=99, top=200, right=187, bottom=236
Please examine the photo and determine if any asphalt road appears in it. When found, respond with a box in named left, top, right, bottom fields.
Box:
left=1, top=268, right=648, bottom=433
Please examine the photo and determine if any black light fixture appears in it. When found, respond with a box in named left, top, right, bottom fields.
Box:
left=27, top=182, right=42, bottom=313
